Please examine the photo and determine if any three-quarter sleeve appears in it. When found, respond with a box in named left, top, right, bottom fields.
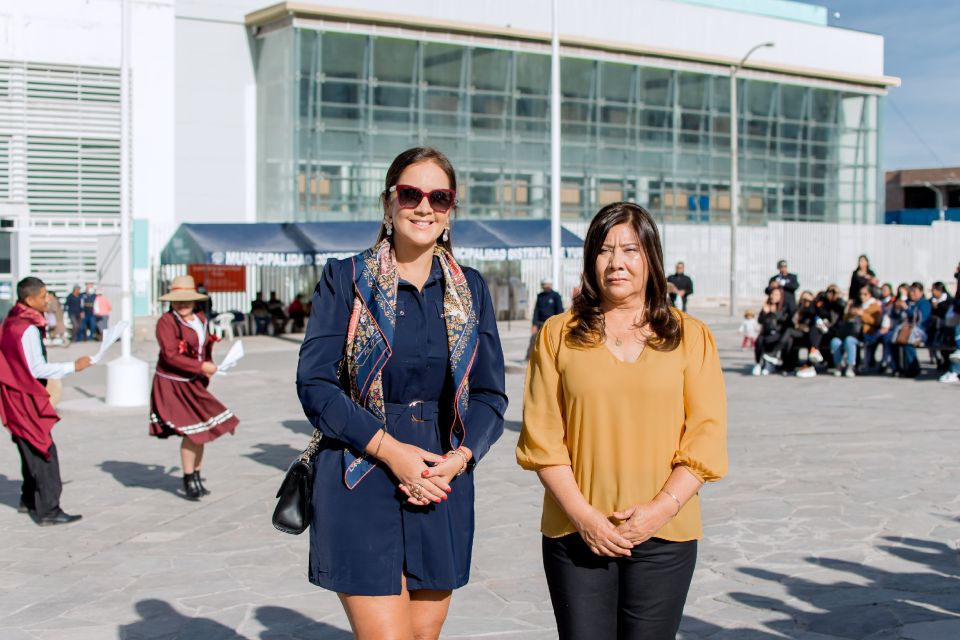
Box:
left=459, top=269, right=507, bottom=464
left=516, top=315, right=572, bottom=470
left=296, top=259, right=383, bottom=453
left=672, top=318, right=728, bottom=483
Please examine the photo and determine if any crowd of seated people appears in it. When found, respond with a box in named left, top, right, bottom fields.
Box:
left=746, top=257, right=960, bottom=384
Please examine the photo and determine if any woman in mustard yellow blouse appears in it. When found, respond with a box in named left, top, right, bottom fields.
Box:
left=517, top=202, right=727, bottom=640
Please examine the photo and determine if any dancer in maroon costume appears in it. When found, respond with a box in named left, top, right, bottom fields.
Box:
left=150, top=275, right=238, bottom=500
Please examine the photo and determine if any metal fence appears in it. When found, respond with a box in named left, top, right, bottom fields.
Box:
left=158, top=220, right=960, bottom=318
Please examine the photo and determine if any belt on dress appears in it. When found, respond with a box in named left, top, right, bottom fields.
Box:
left=384, top=400, right=439, bottom=422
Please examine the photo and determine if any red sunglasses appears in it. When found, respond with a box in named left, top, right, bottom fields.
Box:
left=389, top=185, right=457, bottom=214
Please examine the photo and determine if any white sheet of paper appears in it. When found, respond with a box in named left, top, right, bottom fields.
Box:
left=215, top=340, right=244, bottom=375
left=89, top=320, right=129, bottom=364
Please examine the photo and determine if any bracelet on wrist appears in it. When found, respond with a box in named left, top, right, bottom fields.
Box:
left=660, top=489, right=682, bottom=516
left=450, top=448, right=469, bottom=476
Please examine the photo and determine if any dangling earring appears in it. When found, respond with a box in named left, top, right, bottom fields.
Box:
left=442, top=227, right=449, bottom=242
left=385, top=219, right=393, bottom=236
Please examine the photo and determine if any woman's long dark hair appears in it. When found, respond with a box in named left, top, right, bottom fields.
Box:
left=569, top=202, right=681, bottom=352
left=375, top=146, right=457, bottom=255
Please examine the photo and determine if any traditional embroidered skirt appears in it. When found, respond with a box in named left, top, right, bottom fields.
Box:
left=149, top=372, right=238, bottom=444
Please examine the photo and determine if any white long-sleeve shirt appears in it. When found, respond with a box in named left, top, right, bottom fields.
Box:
left=22, top=325, right=74, bottom=380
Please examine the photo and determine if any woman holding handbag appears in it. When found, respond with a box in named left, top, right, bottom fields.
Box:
left=296, top=146, right=507, bottom=640
left=150, top=275, right=239, bottom=500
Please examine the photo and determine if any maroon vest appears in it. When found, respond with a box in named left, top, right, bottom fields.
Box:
left=0, top=311, right=59, bottom=456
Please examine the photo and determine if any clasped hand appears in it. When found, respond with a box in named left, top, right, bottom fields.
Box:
left=382, top=440, right=463, bottom=506
left=575, top=500, right=674, bottom=558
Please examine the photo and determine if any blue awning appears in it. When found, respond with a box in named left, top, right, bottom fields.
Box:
left=160, top=220, right=583, bottom=266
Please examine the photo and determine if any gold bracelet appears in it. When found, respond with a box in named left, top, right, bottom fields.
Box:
left=661, top=489, right=682, bottom=515
left=451, top=448, right=469, bottom=476
left=372, top=429, right=387, bottom=459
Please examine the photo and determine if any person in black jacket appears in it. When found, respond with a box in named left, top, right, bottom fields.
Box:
left=752, top=287, right=791, bottom=375
left=525, top=278, right=564, bottom=360
left=771, top=260, right=799, bottom=313
left=667, top=261, right=694, bottom=312
left=848, top=254, right=878, bottom=301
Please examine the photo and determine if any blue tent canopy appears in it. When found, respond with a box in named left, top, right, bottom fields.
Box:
left=161, top=220, right=583, bottom=266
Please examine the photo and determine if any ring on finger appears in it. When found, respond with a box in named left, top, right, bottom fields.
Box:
left=409, top=483, right=425, bottom=500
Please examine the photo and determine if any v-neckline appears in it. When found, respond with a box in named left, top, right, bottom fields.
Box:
left=602, top=342, right=648, bottom=365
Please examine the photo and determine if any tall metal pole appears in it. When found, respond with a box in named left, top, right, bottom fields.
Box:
left=728, top=67, right=738, bottom=317
left=728, top=42, right=774, bottom=317
left=922, top=181, right=945, bottom=222
left=120, top=0, right=132, bottom=356
left=550, top=0, right=561, bottom=288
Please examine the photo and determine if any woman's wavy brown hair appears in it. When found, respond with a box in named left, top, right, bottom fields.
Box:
left=568, top=202, right=681, bottom=351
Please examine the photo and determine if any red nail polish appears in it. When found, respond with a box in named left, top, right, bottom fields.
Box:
left=441, top=455, right=448, bottom=460
left=421, top=470, right=429, bottom=478
left=445, top=487, right=451, bottom=493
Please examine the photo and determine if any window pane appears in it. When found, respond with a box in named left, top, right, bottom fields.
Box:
left=472, top=48, right=510, bottom=91
left=561, top=58, right=593, bottom=99
left=322, top=33, right=365, bottom=79
left=516, top=53, right=549, bottom=94
left=641, top=68, right=672, bottom=106
left=678, top=73, right=706, bottom=109
left=423, top=43, right=462, bottom=87
left=373, top=38, right=416, bottom=83
left=600, top=62, right=632, bottom=102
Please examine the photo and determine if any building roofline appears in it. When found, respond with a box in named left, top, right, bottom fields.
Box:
left=245, top=1, right=900, bottom=89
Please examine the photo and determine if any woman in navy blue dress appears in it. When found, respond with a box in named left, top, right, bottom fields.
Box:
left=296, top=147, right=507, bottom=639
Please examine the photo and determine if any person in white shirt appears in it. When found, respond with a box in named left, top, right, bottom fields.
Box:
left=0, top=277, right=91, bottom=526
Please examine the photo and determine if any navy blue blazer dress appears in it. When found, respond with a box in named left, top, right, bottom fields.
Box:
left=296, top=256, right=507, bottom=596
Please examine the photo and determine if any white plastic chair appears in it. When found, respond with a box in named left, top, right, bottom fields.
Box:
left=212, top=312, right=236, bottom=341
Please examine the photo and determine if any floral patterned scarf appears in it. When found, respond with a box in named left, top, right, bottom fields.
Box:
left=342, top=240, right=478, bottom=489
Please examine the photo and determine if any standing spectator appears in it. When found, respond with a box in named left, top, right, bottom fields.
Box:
left=45, top=291, right=67, bottom=345
left=93, top=288, right=112, bottom=338
left=848, top=254, right=879, bottom=301
left=525, top=278, right=564, bottom=360
left=667, top=261, right=694, bottom=312
left=772, top=260, right=800, bottom=313
left=65, top=286, right=83, bottom=342
left=79, top=283, right=97, bottom=341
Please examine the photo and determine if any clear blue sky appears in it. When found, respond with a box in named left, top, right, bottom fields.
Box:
left=819, top=0, right=959, bottom=170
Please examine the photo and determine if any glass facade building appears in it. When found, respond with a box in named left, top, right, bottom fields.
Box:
left=256, top=25, right=881, bottom=225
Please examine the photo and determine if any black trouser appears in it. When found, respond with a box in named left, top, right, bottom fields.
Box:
left=754, top=333, right=781, bottom=363
left=13, top=436, right=62, bottom=518
left=543, top=534, right=697, bottom=640
left=69, top=313, right=82, bottom=341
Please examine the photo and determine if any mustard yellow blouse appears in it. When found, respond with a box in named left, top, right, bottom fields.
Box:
left=516, top=310, right=728, bottom=541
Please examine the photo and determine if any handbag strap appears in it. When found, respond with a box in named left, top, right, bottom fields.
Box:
left=299, top=428, right=323, bottom=463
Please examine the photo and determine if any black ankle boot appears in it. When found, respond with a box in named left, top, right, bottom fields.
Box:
left=193, top=471, right=211, bottom=496
left=183, top=473, right=202, bottom=500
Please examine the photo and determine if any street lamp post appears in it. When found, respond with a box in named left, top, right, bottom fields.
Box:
left=922, top=181, right=945, bottom=222
left=550, top=0, right=562, bottom=289
left=729, top=42, right=774, bottom=317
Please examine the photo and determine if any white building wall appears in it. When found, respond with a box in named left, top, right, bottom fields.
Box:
left=174, top=7, right=259, bottom=228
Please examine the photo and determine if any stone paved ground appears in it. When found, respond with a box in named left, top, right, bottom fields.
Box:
left=0, top=312, right=957, bottom=639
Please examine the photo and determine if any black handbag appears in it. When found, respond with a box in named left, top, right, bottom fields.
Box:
left=272, top=429, right=322, bottom=535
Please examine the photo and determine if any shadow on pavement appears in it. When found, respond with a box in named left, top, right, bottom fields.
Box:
left=0, top=473, right=22, bottom=510
left=245, top=443, right=301, bottom=471
left=680, top=536, right=959, bottom=638
left=280, top=420, right=314, bottom=436
left=504, top=419, right=521, bottom=433
left=118, top=599, right=249, bottom=639
left=256, top=605, right=352, bottom=639
left=98, top=461, right=182, bottom=497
